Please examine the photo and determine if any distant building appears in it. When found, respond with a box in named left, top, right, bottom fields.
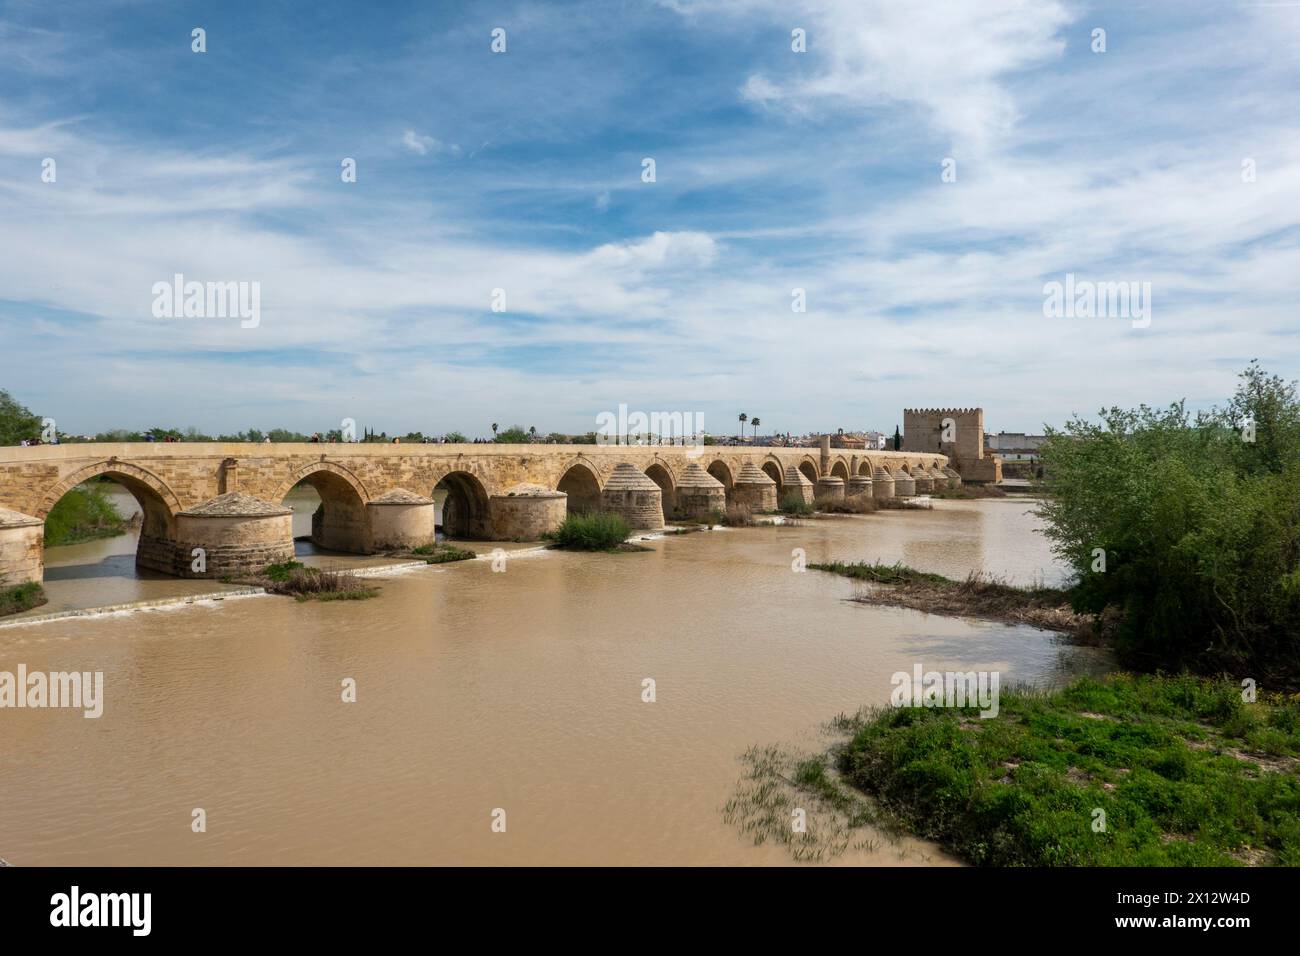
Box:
left=986, top=432, right=1047, bottom=461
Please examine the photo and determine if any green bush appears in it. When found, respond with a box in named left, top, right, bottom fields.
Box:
left=413, top=543, right=477, bottom=563
left=44, top=483, right=127, bottom=546
left=548, top=512, right=631, bottom=550
left=1038, top=362, right=1300, bottom=678
left=0, top=581, right=47, bottom=617
left=261, top=560, right=306, bottom=582
left=778, top=493, right=814, bottom=516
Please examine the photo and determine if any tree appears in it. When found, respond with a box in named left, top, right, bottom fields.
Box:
left=738, top=412, right=748, bottom=441
left=491, top=423, right=499, bottom=438
left=0, top=389, right=41, bottom=445
left=751, top=417, right=761, bottom=441
left=528, top=426, right=537, bottom=442
left=1039, top=364, right=1300, bottom=678
left=892, top=426, right=902, bottom=451
left=444, top=431, right=467, bottom=443
left=493, top=425, right=529, bottom=443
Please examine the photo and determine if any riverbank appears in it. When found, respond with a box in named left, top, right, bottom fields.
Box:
left=835, top=673, right=1300, bottom=866
left=810, top=560, right=1110, bottom=641
left=729, top=673, right=1300, bottom=866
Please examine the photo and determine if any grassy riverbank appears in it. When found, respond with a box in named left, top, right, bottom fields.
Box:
left=727, top=674, right=1300, bottom=865
left=810, top=560, right=1105, bottom=639
left=0, top=581, right=47, bottom=617
left=835, top=674, right=1300, bottom=866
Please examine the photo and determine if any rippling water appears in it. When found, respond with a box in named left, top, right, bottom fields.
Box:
left=0, top=489, right=1107, bottom=865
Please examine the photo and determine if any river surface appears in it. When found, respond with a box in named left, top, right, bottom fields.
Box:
left=0, top=486, right=1108, bottom=865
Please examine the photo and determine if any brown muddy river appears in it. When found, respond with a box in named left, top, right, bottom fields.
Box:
left=0, top=486, right=1108, bottom=865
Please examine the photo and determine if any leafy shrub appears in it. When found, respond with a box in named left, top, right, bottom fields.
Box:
left=44, top=483, right=126, bottom=546
left=1038, top=362, right=1300, bottom=678
left=548, top=512, right=631, bottom=550
left=779, top=493, right=814, bottom=516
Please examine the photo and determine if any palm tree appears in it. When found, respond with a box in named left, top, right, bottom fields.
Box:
left=528, top=425, right=536, bottom=442
left=491, top=423, right=499, bottom=438
left=738, top=412, right=748, bottom=442
left=751, top=417, right=760, bottom=442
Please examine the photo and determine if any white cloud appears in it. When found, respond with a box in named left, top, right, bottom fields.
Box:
left=686, top=0, right=1075, bottom=151
left=401, top=129, right=456, bottom=156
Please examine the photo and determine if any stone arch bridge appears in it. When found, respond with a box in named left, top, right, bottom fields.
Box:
left=0, top=440, right=950, bottom=585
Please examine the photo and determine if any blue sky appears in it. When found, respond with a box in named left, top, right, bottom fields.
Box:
left=1, top=0, right=1298, bottom=438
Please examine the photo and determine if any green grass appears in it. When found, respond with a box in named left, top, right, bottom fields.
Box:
left=810, top=560, right=953, bottom=586
left=411, top=542, right=477, bottom=563
left=44, top=483, right=127, bottom=547
left=0, top=581, right=47, bottom=617
left=546, top=512, right=632, bottom=551
left=778, top=493, right=814, bottom=516
left=261, top=560, right=306, bottom=582
left=836, top=673, right=1300, bottom=866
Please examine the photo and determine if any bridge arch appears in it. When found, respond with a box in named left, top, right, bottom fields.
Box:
left=274, top=461, right=371, bottom=553
left=39, top=461, right=182, bottom=569
left=798, top=457, right=819, bottom=482
left=38, top=460, right=182, bottom=526
left=760, top=459, right=783, bottom=490
left=271, top=460, right=371, bottom=506
left=858, top=458, right=874, bottom=476
left=705, top=459, right=734, bottom=489
left=830, top=459, right=850, bottom=480
left=643, top=461, right=676, bottom=513
left=433, top=470, right=492, bottom=538
left=556, top=460, right=602, bottom=514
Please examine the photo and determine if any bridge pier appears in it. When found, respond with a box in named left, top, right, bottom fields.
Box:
left=600, top=464, right=664, bottom=531
left=847, top=474, right=873, bottom=498
left=872, top=466, right=896, bottom=499
left=0, top=508, right=43, bottom=588
left=134, top=492, right=294, bottom=578
left=366, top=489, right=437, bottom=551
left=781, top=465, right=815, bottom=505
left=814, top=475, right=845, bottom=501
left=732, top=461, right=777, bottom=512
left=673, top=463, right=726, bottom=519
left=490, top=485, right=567, bottom=540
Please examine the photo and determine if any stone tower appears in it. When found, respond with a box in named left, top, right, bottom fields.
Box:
left=902, top=407, right=1001, bottom=483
